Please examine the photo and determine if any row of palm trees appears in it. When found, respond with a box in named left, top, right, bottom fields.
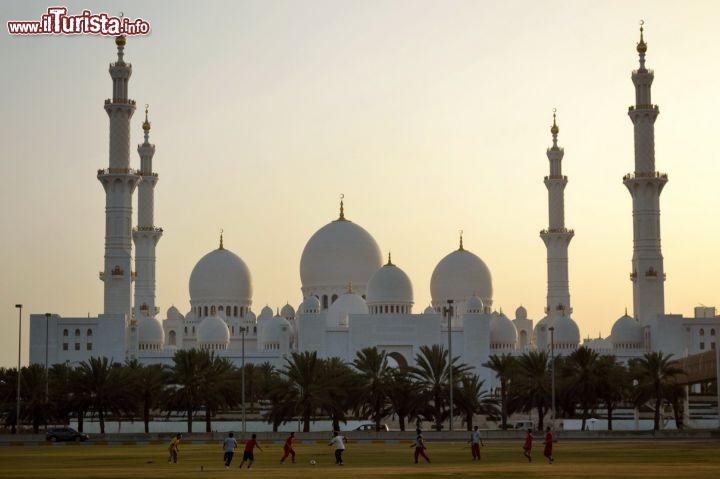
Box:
left=0, top=346, right=684, bottom=434
left=484, top=348, right=685, bottom=431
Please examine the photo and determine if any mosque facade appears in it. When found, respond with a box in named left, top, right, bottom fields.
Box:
left=29, top=28, right=720, bottom=391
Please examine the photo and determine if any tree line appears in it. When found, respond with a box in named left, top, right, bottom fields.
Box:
left=0, top=345, right=683, bottom=434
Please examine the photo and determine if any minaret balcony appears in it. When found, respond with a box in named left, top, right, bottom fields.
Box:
left=628, top=103, right=658, bottom=111
left=540, top=227, right=574, bottom=235
left=544, top=175, right=567, bottom=181
left=623, top=171, right=668, bottom=181
left=133, top=226, right=164, bottom=233
left=97, top=167, right=141, bottom=177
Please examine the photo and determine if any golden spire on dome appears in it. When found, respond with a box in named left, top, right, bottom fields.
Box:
left=387, top=252, right=393, bottom=266
left=551, top=108, right=559, bottom=136
left=458, top=230, right=464, bottom=251
left=346, top=281, right=353, bottom=294
left=115, top=35, right=126, bottom=47
left=219, top=229, right=224, bottom=250
left=142, top=104, right=151, bottom=131
left=636, top=20, right=647, bottom=54
left=338, top=193, right=346, bottom=221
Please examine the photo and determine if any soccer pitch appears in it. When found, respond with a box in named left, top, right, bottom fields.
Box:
left=1, top=440, right=719, bottom=478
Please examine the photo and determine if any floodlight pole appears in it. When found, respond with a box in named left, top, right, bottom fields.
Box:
left=444, top=300, right=454, bottom=431
left=241, top=326, right=246, bottom=435
left=15, top=304, right=22, bottom=434
left=549, top=326, right=556, bottom=428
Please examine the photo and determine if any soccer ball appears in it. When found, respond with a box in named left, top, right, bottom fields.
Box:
left=310, top=459, right=317, bottom=465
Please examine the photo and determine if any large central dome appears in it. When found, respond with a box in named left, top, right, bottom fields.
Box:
left=430, top=240, right=493, bottom=309
left=300, top=201, right=382, bottom=299
left=189, top=243, right=253, bottom=305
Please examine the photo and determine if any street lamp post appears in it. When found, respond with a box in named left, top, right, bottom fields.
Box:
left=443, top=300, right=454, bottom=431
left=45, top=313, right=50, bottom=403
left=549, top=326, right=556, bottom=428
left=240, top=326, right=246, bottom=435
left=15, top=304, right=22, bottom=434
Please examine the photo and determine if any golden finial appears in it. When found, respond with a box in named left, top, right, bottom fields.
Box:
left=115, top=35, right=126, bottom=47
left=458, top=230, right=464, bottom=251
left=219, top=229, right=224, bottom=250
left=346, top=281, right=353, bottom=294
left=551, top=108, right=559, bottom=135
left=142, top=104, right=151, bottom=131
left=625, top=307, right=628, bottom=316
left=338, top=193, right=346, bottom=220
left=637, top=20, right=647, bottom=54
left=387, top=252, right=393, bottom=266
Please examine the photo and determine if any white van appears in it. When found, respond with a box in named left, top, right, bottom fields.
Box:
left=513, top=420, right=535, bottom=430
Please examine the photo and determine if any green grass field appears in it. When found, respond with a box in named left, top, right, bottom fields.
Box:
left=1, top=440, right=719, bottom=479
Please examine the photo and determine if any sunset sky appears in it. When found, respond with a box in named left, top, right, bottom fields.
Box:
left=2, top=0, right=719, bottom=368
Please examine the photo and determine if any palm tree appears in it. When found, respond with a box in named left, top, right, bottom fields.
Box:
left=320, top=357, right=358, bottom=432
left=454, top=373, right=499, bottom=430
left=352, top=347, right=392, bottom=430
left=279, top=351, right=327, bottom=432
left=630, top=351, right=684, bottom=431
left=482, top=353, right=516, bottom=429
left=198, top=353, right=239, bottom=432
left=387, top=368, right=422, bottom=431
left=164, top=349, right=208, bottom=433
left=594, top=355, right=628, bottom=430
left=123, top=360, right=167, bottom=433
left=560, top=346, right=599, bottom=430
left=19, top=364, right=48, bottom=433
left=74, top=357, right=122, bottom=434
left=510, top=350, right=550, bottom=431
left=410, top=344, right=471, bottom=430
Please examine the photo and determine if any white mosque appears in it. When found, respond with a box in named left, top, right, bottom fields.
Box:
left=29, top=27, right=720, bottom=390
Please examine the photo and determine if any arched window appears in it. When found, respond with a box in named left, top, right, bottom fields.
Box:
left=711, top=329, right=716, bottom=336
left=322, top=295, right=328, bottom=310
left=169, top=330, right=176, bottom=346
left=87, top=329, right=93, bottom=337
left=331, top=294, right=338, bottom=304
left=699, top=328, right=705, bottom=336
left=204, top=306, right=208, bottom=317
left=75, top=329, right=81, bottom=337
left=63, top=329, right=68, bottom=337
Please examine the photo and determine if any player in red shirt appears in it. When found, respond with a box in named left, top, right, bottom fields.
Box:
left=280, top=431, right=296, bottom=463
left=522, top=428, right=533, bottom=462
left=238, top=434, right=263, bottom=469
left=543, top=426, right=554, bottom=463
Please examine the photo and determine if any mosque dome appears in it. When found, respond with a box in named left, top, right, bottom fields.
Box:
left=243, top=310, right=257, bottom=323
left=197, top=314, right=230, bottom=346
left=327, top=291, right=368, bottom=327
left=465, top=295, right=484, bottom=314
left=366, top=256, right=414, bottom=309
left=281, top=303, right=296, bottom=320
left=515, top=306, right=528, bottom=320
left=550, top=315, right=580, bottom=346
left=490, top=312, right=517, bottom=345
left=262, top=314, right=292, bottom=346
left=430, top=243, right=493, bottom=308
left=301, top=295, right=321, bottom=314
left=300, top=204, right=382, bottom=295
left=258, top=305, right=274, bottom=322
left=611, top=313, right=642, bottom=347
left=167, top=305, right=184, bottom=321
left=137, top=316, right=164, bottom=346
left=423, top=305, right=436, bottom=314
left=189, top=245, right=252, bottom=304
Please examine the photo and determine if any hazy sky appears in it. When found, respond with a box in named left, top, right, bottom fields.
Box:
left=2, top=1, right=719, bottom=368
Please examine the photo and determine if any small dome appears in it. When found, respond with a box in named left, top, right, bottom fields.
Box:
left=197, top=315, right=230, bottom=345
left=327, top=292, right=368, bottom=327
left=243, top=310, right=257, bottom=323
left=189, top=247, right=252, bottom=305
left=281, top=303, right=296, bottom=319
left=611, top=313, right=642, bottom=346
left=465, top=295, right=484, bottom=314
left=515, top=306, right=528, bottom=320
left=167, top=305, right=184, bottom=321
left=259, top=305, right=274, bottom=321
left=300, top=214, right=383, bottom=296
left=301, top=295, right=321, bottom=314
left=423, top=305, right=436, bottom=314
left=490, top=312, right=518, bottom=345
left=138, top=316, right=164, bottom=345
left=550, top=315, right=580, bottom=346
left=430, top=247, right=493, bottom=308
left=366, top=259, right=414, bottom=307
left=262, top=314, right=292, bottom=346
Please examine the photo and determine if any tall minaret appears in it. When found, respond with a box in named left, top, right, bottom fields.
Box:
left=97, top=36, right=140, bottom=318
left=623, top=22, right=667, bottom=324
left=540, top=110, right=574, bottom=316
left=132, top=106, right=163, bottom=318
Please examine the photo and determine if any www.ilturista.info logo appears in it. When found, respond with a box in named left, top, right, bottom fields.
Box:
left=8, top=7, right=150, bottom=36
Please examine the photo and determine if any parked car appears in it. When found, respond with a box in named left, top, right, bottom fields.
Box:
left=513, top=421, right=535, bottom=431
left=46, top=427, right=90, bottom=442
left=354, top=423, right=390, bottom=432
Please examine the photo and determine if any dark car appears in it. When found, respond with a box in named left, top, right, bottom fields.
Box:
left=46, top=427, right=90, bottom=442
left=354, top=423, right=389, bottom=432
